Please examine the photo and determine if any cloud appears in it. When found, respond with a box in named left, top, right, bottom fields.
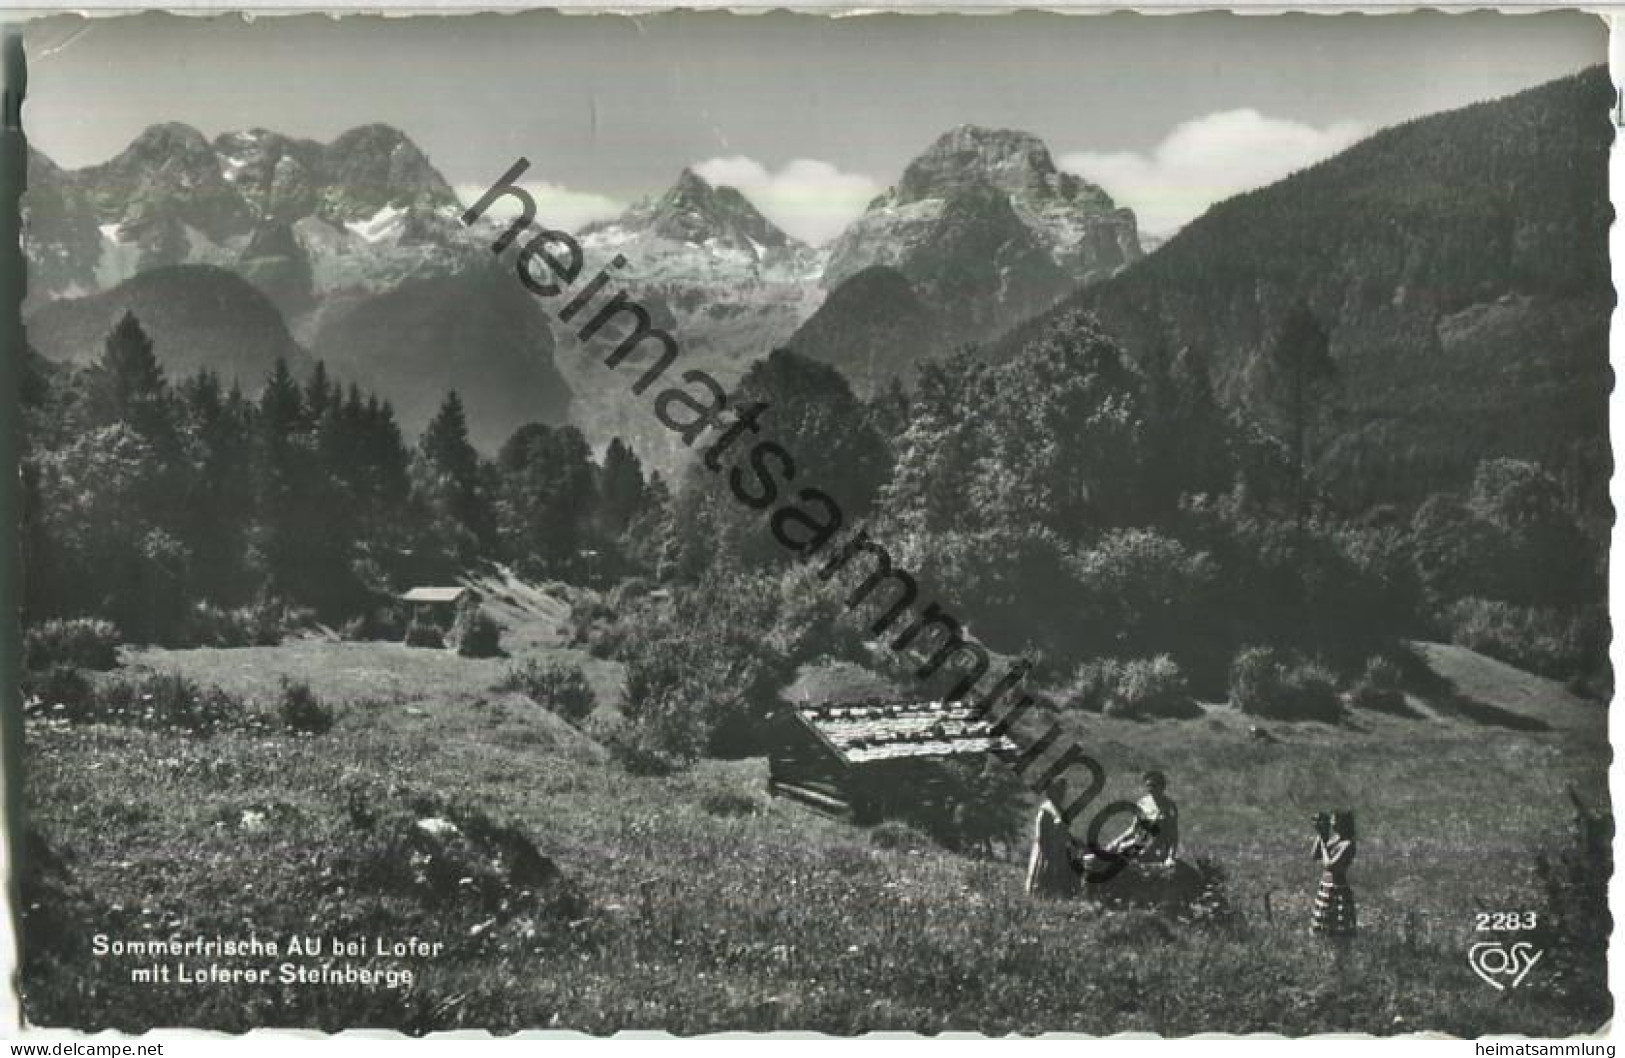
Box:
left=1061, top=110, right=1366, bottom=238
left=691, top=156, right=881, bottom=246
left=455, top=181, right=624, bottom=234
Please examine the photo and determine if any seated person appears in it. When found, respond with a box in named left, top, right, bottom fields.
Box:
left=1106, top=769, right=1180, bottom=865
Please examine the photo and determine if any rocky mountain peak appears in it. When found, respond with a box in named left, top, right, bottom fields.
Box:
left=668, top=166, right=713, bottom=198
left=93, top=123, right=226, bottom=193
left=596, top=168, right=799, bottom=256
left=894, top=124, right=1117, bottom=215
left=71, top=122, right=254, bottom=248
left=896, top=124, right=1063, bottom=203
left=213, top=128, right=325, bottom=222
left=314, top=124, right=460, bottom=222
left=828, top=123, right=1141, bottom=299
left=124, top=121, right=214, bottom=157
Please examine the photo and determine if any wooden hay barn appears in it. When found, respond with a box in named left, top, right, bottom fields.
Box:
left=766, top=698, right=1018, bottom=824
left=400, top=586, right=479, bottom=628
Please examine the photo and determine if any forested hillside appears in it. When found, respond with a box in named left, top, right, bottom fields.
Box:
left=999, top=66, right=1613, bottom=519
left=21, top=67, right=1612, bottom=769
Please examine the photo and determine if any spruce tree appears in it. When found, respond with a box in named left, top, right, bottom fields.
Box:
left=417, top=391, right=491, bottom=564
left=1258, top=300, right=1338, bottom=534
left=86, top=311, right=175, bottom=452
left=599, top=437, right=647, bottom=540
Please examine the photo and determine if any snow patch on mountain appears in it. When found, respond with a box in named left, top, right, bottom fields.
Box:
left=344, top=203, right=408, bottom=244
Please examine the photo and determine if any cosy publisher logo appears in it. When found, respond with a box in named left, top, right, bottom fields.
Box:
left=1468, top=941, right=1543, bottom=991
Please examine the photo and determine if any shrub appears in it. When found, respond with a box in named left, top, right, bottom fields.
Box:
left=331, top=781, right=586, bottom=928
left=24, top=619, right=120, bottom=671
left=868, top=819, right=936, bottom=853
left=1350, top=654, right=1409, bottom=715
left=601, top=721, right=683, bottom=777
left=499, top=659, right=597, bottom=724
left=1066, top=529, right=1220, bottom=667
left=1229, top=647, right=1278, bottom=709
left=339, top=616, right=370, bottom=642
left=451, top=608, right=504, bottom=658
left=281, top=604, right=319, bottom=633
left=1060, top=656, right=1200, bottom=719
left=569, top=592, right=621, bottom=651
left=1230, top=647, right=1343, bottom=722
left=179, top=600, right=287, bottom=648
left=618, top=605, right=797, bottom=759
left=278, top=678, right=334, bottom=735
left=366, top=606, right=406, bottom=641
left=245, top=599, right=286, bottom=646
left=403, top=619, right=444, bottom=649
left=700, top=790, right=759, bottom=818
left=67, top=670, right=262, bottom=735
left=1058, top=659, right=1119, bottom=714
left=183, top=603, right=251, bottom=648
left=22, top=665, right=91, bottom=716
left=1105, top=656, right=1202, bottom=720
left=1442, top=598, right=1609, bottom=691
left=931, top=758, right=1029, bottom=859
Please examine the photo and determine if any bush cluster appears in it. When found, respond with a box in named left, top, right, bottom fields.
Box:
left=499, top=659, right=598, bottom=724
left=278, top=678, right=334, bottom=735
left=450, top=607, right=504, bottom=658
left=22, top=665, right=92, bottom=712
left=340, top=606, right=405, bottom=643
left=1349, top=654, right=1409, bottom=714
left=23, top=618, right=121, bottom=671
left=699, top=790, right=760, bottom=818
left=867, top=819, right=936, bottom=853
left=403, top=619, right=445, bottom=650
left=1229, top=647, right=1344, bottom=722
left=599, top=720, right=683, bottom=777
left=182, top=600, right=283, bottom=649
left=1442, top=598, right=1610, bottom=694
left=1060, top=656, right=1200, bottom=719
left=333, top=779, right=586, bottom=930
left=24, top=669, right=262, bottom=735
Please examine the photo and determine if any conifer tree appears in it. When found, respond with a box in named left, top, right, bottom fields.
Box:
left=85, top=311, right=175, bottom=452
left=417, top=390, right=491, bottom=564
left=1258, top=300, right=1337, bottom=533
left=599, top=437, right=647, bottom=540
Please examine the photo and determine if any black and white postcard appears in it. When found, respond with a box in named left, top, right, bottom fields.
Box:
left=6, top=10, right=1614, bottom=1039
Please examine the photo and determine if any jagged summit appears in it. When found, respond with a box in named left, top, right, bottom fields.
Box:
left=212, top=128, right=325, bottom=222
left=44, top=122, right=459, bottom=228
left=587, top=167, right=801, bottom=257
left=81, top=122, right=240, bottom=203
left=894, top=125, right=1100, bottom=205
left=25, top=123, right=476, bottom=319
left=315, top=124, right=460, bottom=222
left=821, top=124, right=1139, bottom=340
left=110, top=122, right=217, bottom=164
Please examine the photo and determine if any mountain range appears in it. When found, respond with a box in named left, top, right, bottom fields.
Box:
left=21, top=67, right=1610, bottom=515
left=24, top=120, right=1141, bottom=472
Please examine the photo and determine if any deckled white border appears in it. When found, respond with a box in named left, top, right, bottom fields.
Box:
left=0, top=3, right=1614, bottom=11
left=0, top=6, right=1616, bottom=1051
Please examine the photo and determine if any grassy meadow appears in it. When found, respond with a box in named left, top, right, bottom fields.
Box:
left=18, top=592, right=1612, bottom=1036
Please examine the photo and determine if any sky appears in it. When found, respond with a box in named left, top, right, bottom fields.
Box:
left=21, top=11, right=1606, bottom=241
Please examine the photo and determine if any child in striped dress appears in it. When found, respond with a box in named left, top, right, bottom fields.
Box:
left=1311, top=810, right=1357, bottom=938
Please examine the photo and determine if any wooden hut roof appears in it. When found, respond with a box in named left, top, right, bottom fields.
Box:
left=401, top=586, right=475, bottom=604
left=792, top=701, right=1017, bottom=765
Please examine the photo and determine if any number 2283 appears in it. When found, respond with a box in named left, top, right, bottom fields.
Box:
left=1476, top=911, right=1538, bottom=931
